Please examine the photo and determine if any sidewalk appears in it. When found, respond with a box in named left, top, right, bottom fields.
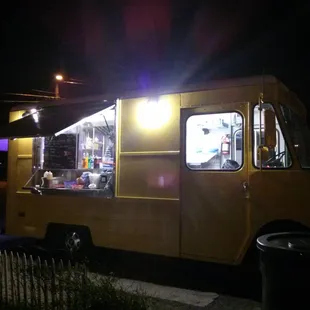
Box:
left=152, top=295, right=261, bottom=309
left=107, top=276, right=261, bottom=310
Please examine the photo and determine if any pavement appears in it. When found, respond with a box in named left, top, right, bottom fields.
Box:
left=94, top=275, right=262, bottom=310
left=152, top=296, right=261, bottom=309
left=117, top=278, right=219, bottom=307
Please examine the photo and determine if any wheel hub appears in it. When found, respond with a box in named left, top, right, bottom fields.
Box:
left=65, top=232, right=81, bottom=253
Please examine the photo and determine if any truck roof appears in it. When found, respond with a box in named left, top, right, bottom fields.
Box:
left=11, top=75, right=292, bottom=111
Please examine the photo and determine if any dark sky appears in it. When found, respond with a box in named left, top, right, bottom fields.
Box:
left=1, top=0, right=310, bottom=123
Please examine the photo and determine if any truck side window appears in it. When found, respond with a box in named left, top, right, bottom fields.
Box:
left=280, top=105, right=310, bottom=169
left=253, top=104, right=292, bottom=169
left=186, top=112, right=243, bottom=170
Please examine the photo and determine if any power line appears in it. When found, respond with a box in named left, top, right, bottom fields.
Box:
left=5, top=93, right=56, bottom=99
left=0, top=100, right=40, bottom=103
left=63, top=80, right=84, bottom=85
left=32, top=89, right=54, bottom=94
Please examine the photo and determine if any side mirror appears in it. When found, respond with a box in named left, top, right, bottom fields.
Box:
left=264, top=109, right=277, bottom=148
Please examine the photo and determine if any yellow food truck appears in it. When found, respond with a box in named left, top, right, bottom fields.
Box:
left=1, top=75, right=310, bottom=266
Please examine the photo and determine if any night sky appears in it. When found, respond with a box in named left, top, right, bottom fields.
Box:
left=1, top=0, right=309, bottom=124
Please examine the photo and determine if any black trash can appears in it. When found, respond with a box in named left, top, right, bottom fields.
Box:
left=257, top=232, right=310, bottom=310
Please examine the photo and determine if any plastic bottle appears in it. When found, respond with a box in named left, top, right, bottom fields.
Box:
left=82, top=153, right=88, bottom=169
left=94, top=156, right=99, bottom=169
left=88, top=155, right=94, bottom=169
left=84, top=153, right=89, bottom=169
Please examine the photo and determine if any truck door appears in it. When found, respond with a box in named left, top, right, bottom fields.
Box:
left=180, top=103, right=249, bottom=263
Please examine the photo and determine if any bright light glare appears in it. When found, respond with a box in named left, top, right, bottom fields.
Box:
left=30, top=108, right=39, bottom=123
left=55, top=74, right=64, bottom=81
left=55, top=105, right=115, bottom=136
left=136, top=99, right=172, bottom=130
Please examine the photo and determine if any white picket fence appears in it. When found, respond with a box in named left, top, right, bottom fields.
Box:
left=0, top=251, right=87, bottom=309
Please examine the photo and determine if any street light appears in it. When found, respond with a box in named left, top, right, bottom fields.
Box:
left=55, top=74, right=64, bottom=81
left=54, top=74, right=84, bottom=99
left=55, top=74, right=64, bottom=99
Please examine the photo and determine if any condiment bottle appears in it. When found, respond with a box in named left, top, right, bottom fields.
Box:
left=94, top=156, right=99, bottom=169
left=88, top=155, right=94, bottom=169
left=84, top=153, right=89, bottom=169
left=82, top=153, right=88, bottom=169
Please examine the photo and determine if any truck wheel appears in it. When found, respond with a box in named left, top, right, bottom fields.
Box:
left=64, top=231, right=89, bottom=261
left=65, top=231, right=81, bottom=253
left=44, top=223, right=94, bottom=263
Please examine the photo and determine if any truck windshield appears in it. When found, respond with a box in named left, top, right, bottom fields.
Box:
left=280, top=105, right=310, bottom=168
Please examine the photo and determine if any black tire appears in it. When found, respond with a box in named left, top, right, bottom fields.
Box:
left=43, top=223, right=94, bottom=263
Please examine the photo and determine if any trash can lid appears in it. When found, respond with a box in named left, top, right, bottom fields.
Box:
left=257, top=232, right=310, bottom=254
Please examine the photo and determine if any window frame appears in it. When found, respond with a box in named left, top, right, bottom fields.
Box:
left=252, top=127, right=281, bottom=165
left=251, top=102, right=293, bottom=170
left=279, top=103, right=310, bottom=170
left=185, top=110, right=245, bottom=172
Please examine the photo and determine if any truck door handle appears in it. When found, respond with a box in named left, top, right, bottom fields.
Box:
left=242, top=181, right=249, bottom=192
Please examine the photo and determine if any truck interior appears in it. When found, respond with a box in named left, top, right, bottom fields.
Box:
left=186, top=111, right=243, bottom=170
left=280, top=104, right=310, bottom=169
left=22, top=103, right=116, bottom=197
left=185, top=102, right=293, bottom=171
left=253, top=103, right=291, bottom=169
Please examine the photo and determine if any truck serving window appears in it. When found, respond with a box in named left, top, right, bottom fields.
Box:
left=26, top=105, right=116, bottom=197
left=253, top=103, right=291, bottom=169
left=186, top=112, right=243, bottom=170
left=280, top=105, right=310, bottom=169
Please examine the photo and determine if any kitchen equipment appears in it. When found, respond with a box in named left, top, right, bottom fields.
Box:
left=43, top=171, right=53, bottom=180
left=88, top=173, right=101, bottom=188
left=98, top=173, right=108, bottom=190
left=41, top=177, right=50, bottom=188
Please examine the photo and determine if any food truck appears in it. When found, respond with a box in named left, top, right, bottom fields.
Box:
left=1, top=75, right=310, bottom=265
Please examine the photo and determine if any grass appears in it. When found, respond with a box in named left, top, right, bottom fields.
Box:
left=63, top=273, right=153, bottom=310
left=1, top=257, right=154, bottom=310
